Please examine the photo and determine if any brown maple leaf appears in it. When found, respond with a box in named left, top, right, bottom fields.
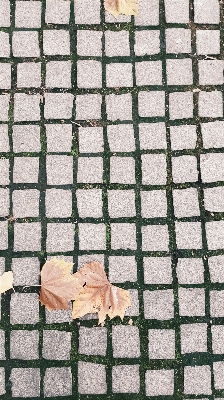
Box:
left=0, top=271, right=13, bottom=293
left=104, top=0, right=139, bottom=18
left=72, top=261, right=131, bottom=324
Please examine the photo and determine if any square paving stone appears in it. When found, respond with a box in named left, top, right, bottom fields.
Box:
left=0, top=188, right=9, bottom=217
left=0, top=32, right=10, bottom=57
left=79, top=327, right=107, bottom=356
left=172, top=155, right=198, bottom=183
left=106, top=93, right=132, bottom=121
left=46, top=155, right=73, bottom=185
left=108, top=190, right=136, bottom=218
left=175, top=222, right=202, bottom=249
left=78, top=254, right=104, bottom=269
left=143, top=289, right=174, bottom=320
left=143, top=257, right=172, bottom=284
left=46, top=223, right=74, bottom=252
left=170, top=125, right=197, bottom=150
left=107, top=124, right=135, bottom=152
left=199, top=60, right=224, bottom=85
left=74, top=0, right=101, bottom=24
left=46, top=61, right=71, bottom=88
left=166, top=28, right=191, bottom=53
left=138, top=91, right=165, bottom=117
left=169, top=92, right=194, bottom=120
left=136, top=60, right=162, bottom=86
left=77, top=157, right=103, bottom=183
left=14, top=223, right=41, bottom=252
left=125, top=289, right=139, bottom=316
left=105, top=30, right=130, bottom=56
left=76, top=94, right=102, bottom=120
left=45, top=0, right=71, bottom=24
left=0, top=158, right=9, bottom=185
left=141, top=190, right=167, bottom=218
left=0, top=0, right=10, bottom=26
left=200, top=153, right=224, bottom=183
left=0, top=63, right=11, bottom=89
left=44, top=93, right=74, bottom=120
left=134, top=30, right=160, bottom=55
left=10, top=293, right=39, bottom=324
left=209, top=255, right=224, bottom=283
left=45, top=302, right=72, bottom=324
left=213, top=361, right=224, bottom=389
left=109, top=256, right=137, bottom=283
left=177, top=258, right=204, bottom=284
left=45, top=189, right=72, bottom=218
left=43, top=330, right=71, bottom=360
left=178, top=288, right=205, bottom=316
left=15, top=1, right=41, bottom=28
left=0, top=258, right=4, bottom=274
left=184, top=365, right=211, bottom=395
left=210, top=291, right=224, bottom=317
left=166, top=59, right=193, bottom=85
left=13, top=125, right=41, bottom=153
left=206, top=221, right=224, bottom=250
left=77, top=30, right=102, bottom=56
left=142, top=225, right=169, bottom=251
left=0, top=331, right=5, bottom=360
left=0, top=125, right=9, bottom=152
left=106, top=63, right=133, bottom=88
left=12, top=189, right=40, bottom=218
left=199, top=91, right=223, bottom=118
left=112, top=325, right=140, bottom=358
left=194, top=0, right=220, bottom=24
left=46, top=124, right=72, bottom=153
left=135, top=0, right=159, bottom=25
left=112, top=365, right=140, bottom=393
left=78, top=223, right=106, bottom=250
left=77, top=60, right=102, bottom=89
left=181, top=323, right=207, bottom=353
left=43, top=30, right=70, bottom=55
left=0, top=94, right=10, bottom=121
left=148, top=329, right=175, bottom=359
left=44, top=367, right=72, bottom=397
left=110, top=156, right=135, bottom=184
left=10, top=330, right=39, bottom=360
left=139, top=122, right=167, bottom=150
left=201, top=121, right=224, bottom=149
left=0, top=368, right=4, bottom=396
left=173, top=188, right=200, bottom=218
left=10, top=368, right=40, bottom=398
left=11, top=257, right=40, bottom=286
left=141, top=154, right=167, bottom=185
left=17, top=62, right=41, bottom=88
left=145, top=369, right=174, bottom=396
left=111, top=223, right=136, bottom=250
left=14, top=94, right=40, bottom=122
left=13, top=157, right=39, bottom=183
left=212, top=325, right=224, bottom=354
left=164, top=0, right=189, bottom=23
left=78, top=362, right=106, bottom=394
left=12, top=31, right=40, bottom=58
left=76, top=189, right=103, bottom=218
left=105, top=10, right=130, bottom=23
left=196, top=30, right=220, bottom=54
left=0, top=221, right=8, bottom=250
left=78, top=127, right=104, bottom=153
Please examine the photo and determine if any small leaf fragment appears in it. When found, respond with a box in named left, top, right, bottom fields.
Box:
left=104, top=0, right=139, bottom=18
left=0, top=271, right=13, bottom=293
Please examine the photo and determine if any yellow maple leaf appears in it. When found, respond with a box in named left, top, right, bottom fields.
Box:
left=104, top=0, right=139, bottom=18
left=0, top=271, right=13, bottom=293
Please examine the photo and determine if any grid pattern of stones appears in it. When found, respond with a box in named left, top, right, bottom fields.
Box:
left=0, top=0, right=224, bottom=398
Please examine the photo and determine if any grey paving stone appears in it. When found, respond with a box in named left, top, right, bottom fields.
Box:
left=143, top=289, right=174, bottom=320
left=167, top=59, right=193, bottom=85
left=173, top=188, right=200, bottom=218
left=135, top=0, right=159, bottom=26
left=76, top=189, right=102, bottom=218
left=142, top=225, right=169, bottom=251
left=46, top=61, right=71, bottom=89
left=12, top=257, right=40, bottom=286
left=78, top=127, right=103, bottom=153
left=46, top=155, right=73, bottom=185
left=44, top=93, right=73, bottom=120
left=76, top=94, right=102, bottom=120
left=170, top=124, right=197, bottom=150
left=172, top=155, right=198, bottom=183
left=141, top=190, right=167, bottom=218
left=77, top=157, right=103, bottom=183
left=112, top=325, right=140, bottom=358
left=143, top=257, right=172, bottom=284
left=45, top=301, right=72, bottom=324
left=136, top=60, right=162, bottom=86
left=166, top=28, right=191, bottom=53
left=109, top=256, right=137, bottom=283
left=12, top=189, right=39, bottom=218
left=105, top=30, right=130, bottom=57
left=0, top=158, right=9, bottom=185
left=110, top=156, right=135, bottom=184
left=204, top=187, right=224, bottom=212
left=46, top=189, right=72, bottom=218
left=106, top=63, right=133, bottom=88
left=0, top=125, right=9, bottom=152
left=0, top=32, right=10, bottom=57
left=134, top=30, right=160, bottom=55
left=139, top=122, right=167, bottom=150
left=148, top=329, right=175, bottom=359
left=77, top=254, right=104, bottom=270
left=13, top=157, right=39, bottom=183
left=0, top=0, right=10, bottom=27
left=164, top=0, right=189, bottom=23
left=10, top=293, right=39, bottom=324
left=201, top=153, right=224, bottom=183
left=210, top=290, right=224, bottom=317
left=10, top=330, right=39, bottom=360
left=107, top=124, right=135, bottom=152
left=112, top=365, right=140, bottom=393
left=106, top=93, right=132, bottom=121
left=0, top=188, right=9, bottom=217
left=79, top=327, right=107, bottom=356
left=175, top=221, right=202, bottom=249
left=10, top=368, right=40, bottom=398
left=13, top=125, right=41, bottom=153
left=108, top=190, right=136, bottom=218
left=12, top=31, right=40, bottom=58
left=145, top=369, right=174, bottom=396
left=0, top=258, right=4, bottom=275
left=199, top=60, right=224, bottom=85
left=78, top=361, right=107, bottom=394
left=105, top=11, right=131, bottom=23
left=141, top=154, right=167, bottom=185
left=138, top=91, right=165, bottom=117
left=184, top=365, right=211, bottom=395
left=77, top=60, right=102, bottom=89
left=15, top=1, right=41, bottom=28
left=46, top=223, right=74, bottom=252
left=45, top=0, right=70, bottom=24
left=213, top=361, right=224, bottom=389
left=125, top=289, right=139, bottom=316
left=177, top=258, right=204, bottom=284
left=111, top=223, right=136, bottom=250
left=178, top=288, right=205, bottom=316
left=0, top=331, right=5, bottom=360
left=14, top=94, right=40, bottom=122
left=0, top=368, right=4, bottom=396
left=14, top=223, right=41, bottom=252
left=77, top=30, right=102, bottom=56
left=209, top=255, right=224, bottom=283
left=194, top=0, right=220, bottom=24
left=17, top=62, right=41, bottom=88
left=199, top=91, right=223, bottom=118
left=43, top=30, right=70, bottom=55
left=169, top=91, right=194, bottom=120
left=212, top=325, right=224, bottom=354
left=44, top=367, right=72, bottom=397
left=201, top=121, right=224, bottom=149
left=0, top=221, right=8, bottom=250
left=0, top=63, right=11, bottom=89
left=74, top=0, right=101, bottom=24
left=206, top=221, right=224, bottom=250
left=0, top=94, right=9, bottom=121
left=196, top=30, right=220, bottom=55
left=78, top=223, right=106, bottom=250
left=43, top=330, right=71, bottom=360
left=181, top=323, right=207, bottom=354
left=46, top=124, right=72, bottom=153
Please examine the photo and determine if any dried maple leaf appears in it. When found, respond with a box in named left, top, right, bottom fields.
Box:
left=72, top=261, right=131, bottom=324
left=0, top=271, right=13, bottom=293
left=39, top=258, right=81, bottom=312
left=104, top=0, right=139, bottom=18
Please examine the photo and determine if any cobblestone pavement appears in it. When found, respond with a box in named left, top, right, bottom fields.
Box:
left=0, top=0, right=224, bottom=398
